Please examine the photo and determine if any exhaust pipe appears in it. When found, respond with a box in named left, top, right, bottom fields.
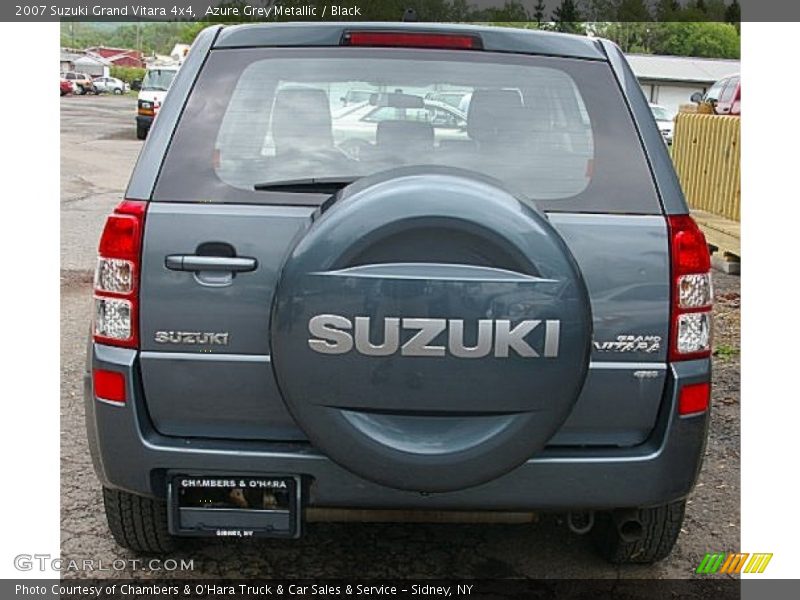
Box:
left=567, top=510, right=594, bottom=535
left=611, top=509, right=644, bottom=543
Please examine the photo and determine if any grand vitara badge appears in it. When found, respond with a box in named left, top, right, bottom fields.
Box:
left=307, top=315, right=560, bottom=358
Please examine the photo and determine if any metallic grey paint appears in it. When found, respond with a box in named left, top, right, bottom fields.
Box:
left=85, top=342, right=709, bottom=509
left=89, top=22, right=709, bottom=514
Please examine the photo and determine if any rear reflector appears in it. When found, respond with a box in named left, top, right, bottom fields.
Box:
left=342, top=31, right=481, bottom=50
left=93, top=369, right=126, bottom=404
left=678, top=382, right=710, bottom=416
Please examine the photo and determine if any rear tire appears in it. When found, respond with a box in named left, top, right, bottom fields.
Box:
left=591, top=500, right=686, bottom=564
left=136, top=124, right=148, bottom=140
left=103, top=487, right=177, bottom=553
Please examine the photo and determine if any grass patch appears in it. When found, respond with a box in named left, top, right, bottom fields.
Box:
left=714, top=344, right=738, bottom=360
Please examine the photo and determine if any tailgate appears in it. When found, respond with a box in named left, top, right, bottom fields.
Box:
left=138, top=203, right=313, bottom=440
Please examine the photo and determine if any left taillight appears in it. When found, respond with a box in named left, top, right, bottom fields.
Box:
left=668, top=215, right=713, bottom=361
left=93, top=200, right=146, bottom=349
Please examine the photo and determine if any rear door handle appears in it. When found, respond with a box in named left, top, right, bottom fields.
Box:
left=165, top=255, right=257, bottom=273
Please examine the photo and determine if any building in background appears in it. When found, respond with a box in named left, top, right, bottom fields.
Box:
left=626, top=54, right=740, bottom=116
left=85, top=46, right=145, bottom=69
left=72, top=54, right=110, bottom=78
left=61, top=45, right=147, bottom=78
left=60, top=50, right=83, bottom=73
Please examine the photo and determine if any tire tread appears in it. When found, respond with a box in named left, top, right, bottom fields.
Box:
left=103, top=487, right=176, bottom=554
left=592, top=500, right=686, bottom=564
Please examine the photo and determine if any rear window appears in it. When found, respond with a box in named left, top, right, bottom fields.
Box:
left=155, top=47, right=659, bottom=213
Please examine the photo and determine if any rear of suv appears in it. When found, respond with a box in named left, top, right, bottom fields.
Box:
left=85, top=24, right=713, bottom=564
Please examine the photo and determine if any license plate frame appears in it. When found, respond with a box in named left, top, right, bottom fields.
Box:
left=167, top=473, right=302, bottom=539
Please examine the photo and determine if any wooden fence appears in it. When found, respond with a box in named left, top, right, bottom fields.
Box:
left=672, top=113, right=741, bottom=222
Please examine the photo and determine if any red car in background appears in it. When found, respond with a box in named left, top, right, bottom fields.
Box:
left=691, top=73, right=740, bottom=116
left=60, top=78, right=73, bottom=96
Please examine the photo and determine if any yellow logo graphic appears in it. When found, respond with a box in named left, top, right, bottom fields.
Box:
left=696, top=552, right=773, bottom=574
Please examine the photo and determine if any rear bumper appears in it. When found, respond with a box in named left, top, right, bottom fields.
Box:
left=85, top=343, right=710, bottom=511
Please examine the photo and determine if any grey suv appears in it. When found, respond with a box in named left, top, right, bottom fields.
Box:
left=85, top=23, right=713, bottom=564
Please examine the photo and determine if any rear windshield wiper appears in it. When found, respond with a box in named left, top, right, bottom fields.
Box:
left=254, top=177, right=360, bottom=194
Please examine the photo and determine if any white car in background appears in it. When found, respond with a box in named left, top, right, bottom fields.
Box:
left=332, top=98, right=468, bottom=158
left=649, top=103, right=675, bottom=145
left=93, top=76, right=129, bottom=94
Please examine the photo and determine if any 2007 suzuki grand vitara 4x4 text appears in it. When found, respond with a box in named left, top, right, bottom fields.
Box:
left=86, top=23, right=713, bottom=564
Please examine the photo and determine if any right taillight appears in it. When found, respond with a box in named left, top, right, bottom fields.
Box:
left=668, top=215, right=713, bottom=361
left=93, top=200, right=146, bottom=348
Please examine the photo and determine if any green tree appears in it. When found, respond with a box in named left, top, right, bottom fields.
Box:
left=552, top=0, right=585, bottom=34
left=579, top=0, right=615, bottom=22
left=616, top=0, right=652, bottom=21
left=110, top=66, right=146, bottom=85
left=681, top=0, right=712, bottom=21
left=654, top=0, right=681, bottom=20
left=703, top=0, right=729, bottom=20
left=595, top=22, right=654, bottom=53
left=491, top=1, right=531, bottom=21
left=533, top=0, right=548, bottom=25
left=725, top=0, right=741, bottom=25
left=651, top=21, right=740, bottom=58
left=179, top=22, right=210, bottom=45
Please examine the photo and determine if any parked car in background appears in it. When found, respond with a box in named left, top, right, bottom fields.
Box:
left=62, top=72, right=96, bottom=95
left=649, top=103, right=675, bottom=145
left=329, top=95, right=469, bottom=159
left=136, top=65, right=180, bottom=139
left=339, top=88, right=374, bottom=106
left=60, top=78, right=73, bottom=96
left=691, top=74, right=740, bottom=116
left=93, top=76, right=128, bottom=95
left=424, top=90, right=470, bottom=109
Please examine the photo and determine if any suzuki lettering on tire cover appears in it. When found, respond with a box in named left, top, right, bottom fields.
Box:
left=270, top=167, right=592, bottom=492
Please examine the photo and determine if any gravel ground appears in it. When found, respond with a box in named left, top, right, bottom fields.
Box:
left=60, top=94, right=740, bottom=580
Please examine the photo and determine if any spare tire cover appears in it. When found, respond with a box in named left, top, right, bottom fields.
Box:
left=271, top=167, right=591, bottom=492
